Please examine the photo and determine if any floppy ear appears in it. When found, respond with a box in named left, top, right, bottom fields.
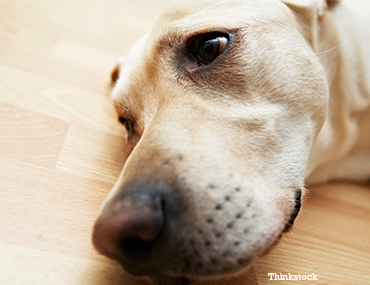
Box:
left=282, top=0, right=340, bottom=51
left=110, top=64, right=120, bottom=87
left=110, top=56, right=126, bottom=88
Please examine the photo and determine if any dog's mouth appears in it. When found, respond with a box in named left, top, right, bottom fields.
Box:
left=133, top=233, right=284, bottom=284
left=94, top=178, right=302, bottom=280
left=283, top=189, right=302, bottom=232
left=144, top=191, right=301, bottom=282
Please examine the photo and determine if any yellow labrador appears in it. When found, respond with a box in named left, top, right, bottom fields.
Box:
left=93, top=0, right=370, bottom=284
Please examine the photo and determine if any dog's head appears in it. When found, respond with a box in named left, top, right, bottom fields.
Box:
left=93, top=0, right=331, bottom=283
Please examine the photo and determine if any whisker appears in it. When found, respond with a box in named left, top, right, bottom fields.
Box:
left=315, top=41, right=346, bottom=55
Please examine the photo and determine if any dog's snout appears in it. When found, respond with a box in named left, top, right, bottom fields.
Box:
left=283, top=189, right=302, bottom=232
left=92, top=192, right=164, bottom=272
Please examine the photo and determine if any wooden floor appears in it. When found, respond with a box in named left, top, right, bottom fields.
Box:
left=0, top=0, right=369, bottom=284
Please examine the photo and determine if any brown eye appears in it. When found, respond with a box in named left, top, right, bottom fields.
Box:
left=118, top=116, right=133, bottom=135
left=190, top=35, right=228, bottom=65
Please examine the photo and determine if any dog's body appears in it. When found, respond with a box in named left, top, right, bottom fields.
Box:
left=305, top=0, right=370, bottom=184
left=93, top=0, right=370, bottom=284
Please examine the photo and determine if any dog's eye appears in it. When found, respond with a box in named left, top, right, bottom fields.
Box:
left=190, top=35, right=228, bottom=65
left=118, top=116, right=134, bottom=135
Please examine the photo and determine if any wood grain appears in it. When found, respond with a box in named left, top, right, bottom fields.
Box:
left=0, top=103, right=69, bottom=168
left=0, top=0, right=369, bottom=284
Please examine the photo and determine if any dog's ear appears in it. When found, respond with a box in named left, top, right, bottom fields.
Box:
left=110, top=56, right=126, bottom=88
left=282, top=0, right=339, bottom=51
left=110, top=64, right=120, bottom=87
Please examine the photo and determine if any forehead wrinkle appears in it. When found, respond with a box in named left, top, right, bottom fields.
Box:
left=154, top=15, right=241, bottom=40
left=158, top=0, right=262, bottom=25
left=155, top=0, right=290, bottom=35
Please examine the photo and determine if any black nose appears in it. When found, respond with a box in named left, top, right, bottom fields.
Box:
left=92, top=192, right=165, bottom=274
left=283, top=189, right=302, bottom=232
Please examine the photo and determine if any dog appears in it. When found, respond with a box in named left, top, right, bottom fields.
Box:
left=92, top=0, right=370, bottom=284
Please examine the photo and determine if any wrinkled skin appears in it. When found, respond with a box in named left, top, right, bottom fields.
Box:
left=94, top=0, right=370, bottom=283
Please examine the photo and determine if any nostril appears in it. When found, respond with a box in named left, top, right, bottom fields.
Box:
left=119, top=236, right=157, bottom=260
left=93, top=194, right=164, bottom=263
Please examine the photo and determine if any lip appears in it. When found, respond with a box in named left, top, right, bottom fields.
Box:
left=143, top=257, right=255, bottom=284
left=152, top=276, right=194, bottom=285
